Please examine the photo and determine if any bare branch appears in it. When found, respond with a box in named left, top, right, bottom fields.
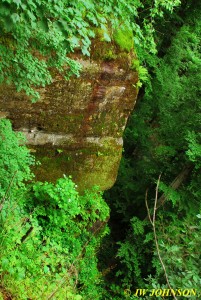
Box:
left=145, top=189, right=153, bottom=226
left=146, top=175, right=178, bottom=300
left=144, top=164, right=193, bottom=221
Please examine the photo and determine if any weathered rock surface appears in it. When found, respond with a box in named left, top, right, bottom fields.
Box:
left=0, top=43, right=138, bottom=191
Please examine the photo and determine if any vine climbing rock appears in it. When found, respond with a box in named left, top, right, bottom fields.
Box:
left=0, top=42, right=138, bottom=191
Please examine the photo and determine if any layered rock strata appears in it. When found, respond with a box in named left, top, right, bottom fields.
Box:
left=0, top=45, right=138, bottom=191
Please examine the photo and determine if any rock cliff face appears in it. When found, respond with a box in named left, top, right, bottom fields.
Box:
left=0, top=42, right=138, bottom=191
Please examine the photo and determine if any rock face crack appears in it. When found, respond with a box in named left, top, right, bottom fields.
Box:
left=0, top=53, right=138, bottom=191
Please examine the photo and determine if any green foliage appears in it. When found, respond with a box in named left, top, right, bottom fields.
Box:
left=0, top=176, right=109, bottom=299
left=152, top=210, right=201, bottom=292
left=0, top=119, right=35, bottom=198
left=186, top=132, right=201, bottom=168
left=131, top=59, right=149, bottom=88
left=0, top=0, right=182, bottom=100
left=103, top=1, right=201, bottom=297
left=0, top=120, right=109, bottom=299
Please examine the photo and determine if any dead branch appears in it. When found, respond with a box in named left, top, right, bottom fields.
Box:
left=156, top=164, right=193, bottom=210
left=144, top=164, right=193, bottom=221
left=145, top=175, right=178, bottom=300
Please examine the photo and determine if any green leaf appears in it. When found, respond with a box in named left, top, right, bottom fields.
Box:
left=27, top=10, right=36, bottom=21
left=43, top=265, right=50, bottom=273
left=11, top=13, right=20, bottom=23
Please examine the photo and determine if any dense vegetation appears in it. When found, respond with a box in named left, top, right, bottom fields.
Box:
left=0, top=119, right=110, bottom=299
left=103, top=1, right=201, bottom=298
left=0, top=0, right=200, bottom=299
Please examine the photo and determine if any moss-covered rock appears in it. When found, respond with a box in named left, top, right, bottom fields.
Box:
left=0, top=38, right=138, bottom=191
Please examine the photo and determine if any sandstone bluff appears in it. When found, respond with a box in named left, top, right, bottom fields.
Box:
left=0, top=44, right=138, bottom=191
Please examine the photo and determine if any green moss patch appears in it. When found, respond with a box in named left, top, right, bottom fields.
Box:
left=113, top=25, right=134, bottom=52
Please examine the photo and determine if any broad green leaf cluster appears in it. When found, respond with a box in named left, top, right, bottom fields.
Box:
left=0, top=119, right=35, bottom=198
